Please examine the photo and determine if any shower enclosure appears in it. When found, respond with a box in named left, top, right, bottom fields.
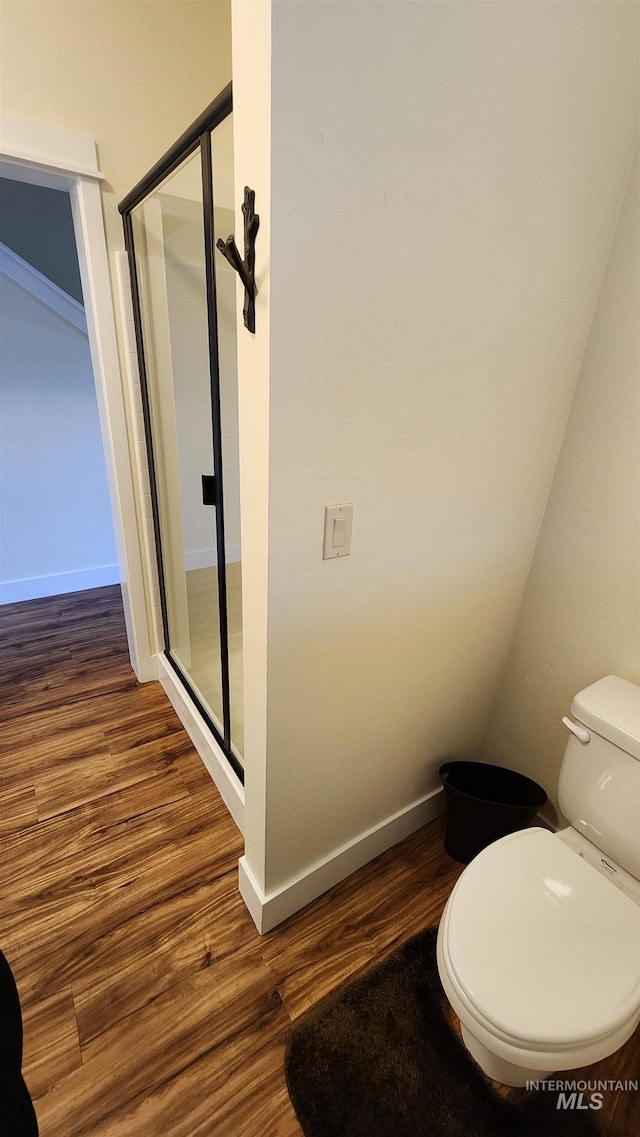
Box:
left=119, top=85, right=243, bottom=780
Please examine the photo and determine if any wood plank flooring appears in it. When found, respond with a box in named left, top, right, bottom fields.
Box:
left=1, top=585, right=638, bottom=1136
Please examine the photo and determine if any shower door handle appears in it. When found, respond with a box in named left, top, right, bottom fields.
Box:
left=202, top=475, right=217, bottom=506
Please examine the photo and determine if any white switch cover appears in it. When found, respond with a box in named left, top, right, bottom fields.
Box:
left=323, top=503, right=354, bottom=559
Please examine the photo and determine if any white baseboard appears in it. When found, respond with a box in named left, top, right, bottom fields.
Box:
left=184, top=548, right=216, bottom=572
left=238, top=786, right=445, bottom=934
left=184, top=546, right=241, bottom=572
left=157, top=652, right=244, bottom=834
left=0, top=563, right=120, bottom=604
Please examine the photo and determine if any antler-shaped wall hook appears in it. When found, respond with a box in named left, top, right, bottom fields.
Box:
left=216, top=186, right=259, bottom=333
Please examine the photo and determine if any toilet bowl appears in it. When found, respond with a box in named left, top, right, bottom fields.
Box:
left=437, top=827, right=640, bottom=1085
left=436, top=676, right=640, bottom=1087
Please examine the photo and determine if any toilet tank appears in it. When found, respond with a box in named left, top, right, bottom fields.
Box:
left=558, top=676, right=640, bottom=879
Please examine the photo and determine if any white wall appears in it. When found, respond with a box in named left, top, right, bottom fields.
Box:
left=233, top=0, right=639, bottom=903
left=0, top=273, right=118, bottom=601
left=482, top=146, right=640, bottom=818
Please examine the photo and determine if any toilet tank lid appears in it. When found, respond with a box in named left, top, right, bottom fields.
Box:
left=572, top=676, right=640, bottom=760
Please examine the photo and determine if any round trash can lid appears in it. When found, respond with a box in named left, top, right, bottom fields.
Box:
left=440, top=761, right=547, bottom=808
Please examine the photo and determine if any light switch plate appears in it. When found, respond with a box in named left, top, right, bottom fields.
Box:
left=323, top=503, right=354, bottom=559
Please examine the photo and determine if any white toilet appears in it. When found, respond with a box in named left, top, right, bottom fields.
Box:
left=437, top=674, right=640, bottom=1087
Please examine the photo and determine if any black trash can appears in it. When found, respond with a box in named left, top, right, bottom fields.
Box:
left=439, top=760, right=547, bottom=864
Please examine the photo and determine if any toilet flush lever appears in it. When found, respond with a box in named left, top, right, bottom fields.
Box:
left=562, top=716, right=591, bottom=744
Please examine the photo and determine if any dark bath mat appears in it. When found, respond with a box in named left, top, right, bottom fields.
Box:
left=285, top=927, right=600, bottom=1137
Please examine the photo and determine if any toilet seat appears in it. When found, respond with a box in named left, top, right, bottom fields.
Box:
left=440, top=828, right=640, bottom=1053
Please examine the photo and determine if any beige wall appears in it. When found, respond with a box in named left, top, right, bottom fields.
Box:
left=246, top=0, right=639, bottom=894
left=231, top=0, right=271, bottom=883
left=482, top=146, right=640, bottom=821
left=0, top=0, right=232, bottom=259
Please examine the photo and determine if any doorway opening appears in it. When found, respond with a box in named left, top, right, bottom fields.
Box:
left=0, top=176, right=119, bottom=605
left=0, top=112, right=154, bottom=683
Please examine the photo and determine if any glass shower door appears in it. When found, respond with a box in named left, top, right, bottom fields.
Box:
left=131, top=149, right=226, bottom=733
left=122, top=91, right=242, bottom=776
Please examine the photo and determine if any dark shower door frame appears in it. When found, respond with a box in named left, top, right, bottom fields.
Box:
left=118, top=83, right=243, bottom=784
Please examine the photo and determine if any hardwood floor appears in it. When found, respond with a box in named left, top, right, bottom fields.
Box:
left=1, top=586, right=638, bottom=1136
